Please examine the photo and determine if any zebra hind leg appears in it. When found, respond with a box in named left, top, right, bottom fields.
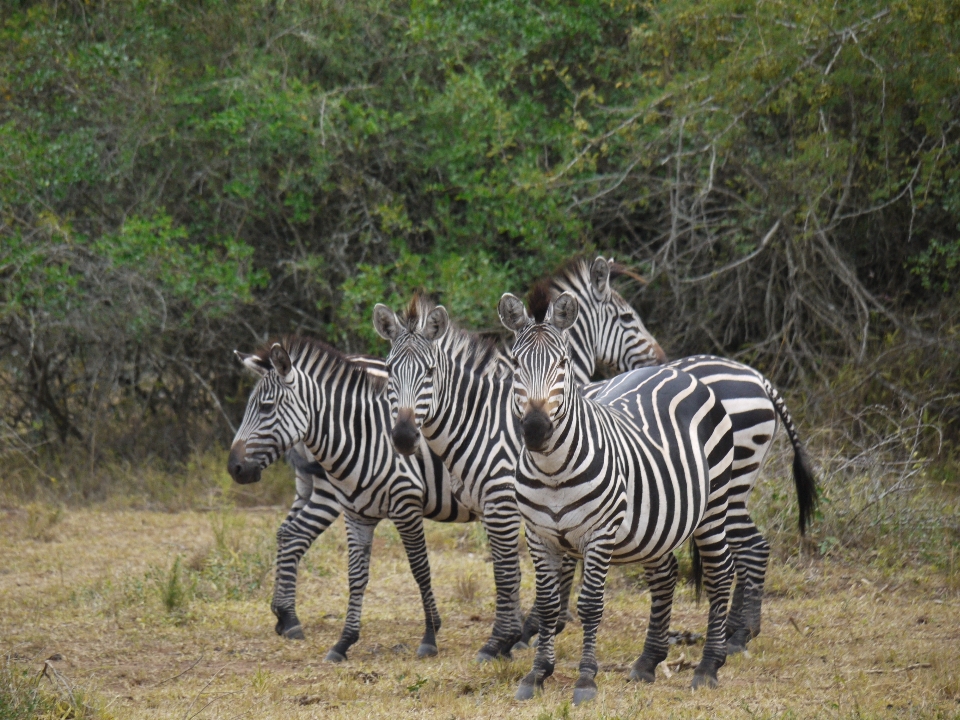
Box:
left=394, top=516, right=443, bottom=659
left=690, top=531, right=735, bottom=689
left=325, top=517, right=378, bottom=663
left=629, top=553, right=678, bottom=683
left=724, top=517, right=770, bottom=654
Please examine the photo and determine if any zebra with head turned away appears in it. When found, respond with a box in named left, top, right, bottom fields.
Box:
left=499, top=287, right=737, bottom=704
left=547, top=255, right=818, bottom=653
left=227, top=337, right=530, bottom=663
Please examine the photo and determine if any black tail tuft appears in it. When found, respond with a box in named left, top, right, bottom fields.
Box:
left=766, top=380, right=819, bottom=536
left=690, top=537, right=703, bottom=604
left=793, top=449, right=818, bottom=536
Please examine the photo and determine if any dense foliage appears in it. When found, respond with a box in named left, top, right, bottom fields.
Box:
left=1, top=0, right=957, bottom=468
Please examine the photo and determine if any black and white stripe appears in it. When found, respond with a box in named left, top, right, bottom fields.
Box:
left=499, top=290, right=737, bottom=704
left=228, top=338, right=536, bottom=663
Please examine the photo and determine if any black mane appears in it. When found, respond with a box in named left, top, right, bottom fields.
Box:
left=254, top=335, right=385, bottom=391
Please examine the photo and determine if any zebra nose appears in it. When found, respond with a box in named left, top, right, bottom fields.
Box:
left=652, top=341, right=667, bottom=364
left=227, top=441, right=262, bottom=484
left=520, top=408, right=553, bottom=452
left=391, top=408, right=420, bottom=456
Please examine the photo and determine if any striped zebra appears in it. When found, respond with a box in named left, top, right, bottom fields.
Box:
left=228, top=338, right=530, bottom=662
left=549, top=256, right=817, bottom=651
left=499, top=289, right=737, bottom=703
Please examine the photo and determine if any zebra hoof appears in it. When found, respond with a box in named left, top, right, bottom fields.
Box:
left=691, top=672, right=718, bottom=690
left=417, top=643, right=438, bottom=658
left=475, top=650, right=496, bottom=663
left=572, top=686, right=597, bottom=706
left=324, top=649, right=347, bottom=663
left=282, top=624, right=305, bottom=640
left=511, top=640, right=530, bottom=652
left=629, top=667, right=656, bottom=683
left=726, top=640, right=747, bottom=655
left=515, top=682, right=536, bottom=701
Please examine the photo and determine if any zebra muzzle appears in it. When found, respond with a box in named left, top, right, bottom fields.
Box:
left=391, top=408, right=420, bottom=456
left=520, top=408, right=553, bottom=452
left=228, top=441, right=263, bottom=485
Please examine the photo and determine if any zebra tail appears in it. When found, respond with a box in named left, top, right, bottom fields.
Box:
left=766, top=382, right=819, bottom=535
left=689, top=537, right=703, bottom=604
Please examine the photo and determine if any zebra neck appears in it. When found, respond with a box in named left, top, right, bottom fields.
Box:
left=551, top=277, right=596, bottom=386
left=302, top=364, right=391, bottom=484
left=423, top=352, right=516, bottom=465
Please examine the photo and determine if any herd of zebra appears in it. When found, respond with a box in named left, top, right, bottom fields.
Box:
left=227, top=256, right=818, bottom=704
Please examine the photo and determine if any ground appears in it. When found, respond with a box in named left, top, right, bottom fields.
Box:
left=1, top=505, right=958, bottom=719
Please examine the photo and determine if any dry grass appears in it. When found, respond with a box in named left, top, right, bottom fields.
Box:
left=1, top=501, right=958, bottom=720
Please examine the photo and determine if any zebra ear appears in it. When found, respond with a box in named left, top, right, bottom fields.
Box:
left=591, top=256, right=612, bottom=298
left=236, top=350, right=270, bottom=377
left=269, top=343, right=293, bottom=379
left=373, top=304, right=401, bottom=341
left=423, top=306, right=449, bottom=341
left=550, top=292, right=579, bottom=331
left=498, top=293, right=529, bottom=333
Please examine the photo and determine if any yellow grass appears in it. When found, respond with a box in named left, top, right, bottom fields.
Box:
left=1, top=505, right=958, bottom=719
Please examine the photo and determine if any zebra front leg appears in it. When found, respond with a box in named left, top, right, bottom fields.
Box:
left=629, top=552, right=679, bottom=683
left=394, top=516, right=443, bottom=658
left=516, top=535, right=562, bottom=701
left=571, top=545, right=612, bottom=705
left=476, top=508, right=524, bottom=662
left=325, top=516, right=378, bottom=663
left=519, top=553, right=577, bottom=649
left=272, top=482, right=341, bottom=640
left=690, top=529, right=735, bottom=689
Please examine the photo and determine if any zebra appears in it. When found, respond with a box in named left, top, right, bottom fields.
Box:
left=499, top=288, right=737, bottom=703
left=227, top=337, right=529, bottom=662
left=547, top=256, right=817, bottom=651
left=266, top=353, right=390, bottom=641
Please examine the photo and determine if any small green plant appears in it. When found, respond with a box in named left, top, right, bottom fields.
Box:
left=161, top=556, right=189, bottom=614
left=405, top=675, right=428, bottom=695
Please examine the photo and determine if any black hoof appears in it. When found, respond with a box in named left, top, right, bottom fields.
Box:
left=727, top=628, right=752, bottom=655
left=282, top=624, right=305, bottom=640
left=629, top=666, right=656, bottom=683
left=515, top=682, right=537, bottom=701
left=325, top=649, right=347, bottom=663
left=417, top=643, right=438, bottom=658
left=726, top=640, right=746, bottom=655
left=511, top=641, right=530, bottom=652
left=691, top=672, right=718, bottom=690
left=572, top=686, right=597, bottom=705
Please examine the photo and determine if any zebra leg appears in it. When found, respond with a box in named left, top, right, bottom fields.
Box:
left=476, top=509, right=524, bottom=662
left=520, top=553, right=577, bottom=649
left=629, top=552, right=679, bottom=683
left=571, top=545, right=612, bottom=705
left=272, top=482, right=341, bottom=640
left=393, top=516, right=443, bottom=658
left=325, top=516, right=379, bottom=663
left=690, top=529, right=735, bottom=689
left=516, top=535, right=563, bottom=701
left=726, top=525, right=769, bottom=653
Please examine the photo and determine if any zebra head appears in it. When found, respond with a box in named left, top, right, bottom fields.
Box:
left=557, top=256, right=666, bottom=383
left=499, top=289, right=579, bottom=453
left=372, top=298, right=449, bottom=456
left=228, top=343, right=311, bottom=484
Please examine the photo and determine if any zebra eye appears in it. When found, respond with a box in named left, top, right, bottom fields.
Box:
left=260, top=401, right=276, bottom=414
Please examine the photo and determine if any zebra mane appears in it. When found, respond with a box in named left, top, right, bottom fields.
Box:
left=399, top=293, right=503, bottom=377
left=254, top=335, right=387, bottom=392
left=526, top=280, right=553, bottom=323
